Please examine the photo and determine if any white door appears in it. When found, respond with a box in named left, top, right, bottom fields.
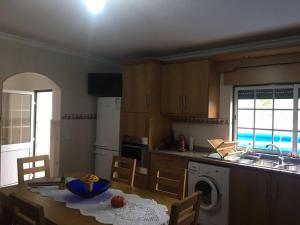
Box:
left=1, top=91, right=34, bottom=186
left=96, top=97, right=121, bottom=150
left=94, top=148, right=118, bottom=180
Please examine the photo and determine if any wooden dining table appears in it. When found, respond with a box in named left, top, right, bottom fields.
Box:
left=0, top=181, right=177, bottom=225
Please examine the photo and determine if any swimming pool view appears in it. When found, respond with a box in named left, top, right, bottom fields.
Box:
left=237, top=130, right=300, bottom=154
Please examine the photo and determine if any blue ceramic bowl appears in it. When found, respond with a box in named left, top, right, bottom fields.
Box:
left=66, top=178, right=111, bottom=198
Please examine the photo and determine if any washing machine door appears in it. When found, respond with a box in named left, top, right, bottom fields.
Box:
left=194, top=176, right=219, bottom=211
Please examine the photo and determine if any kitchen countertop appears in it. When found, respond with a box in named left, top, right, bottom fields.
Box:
left=150, top=150, right=300, bottom=178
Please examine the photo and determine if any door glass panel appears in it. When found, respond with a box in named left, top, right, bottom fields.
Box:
left=195, top=180, right=212, bottom=206
left=1, top=93, right=32, bottom=145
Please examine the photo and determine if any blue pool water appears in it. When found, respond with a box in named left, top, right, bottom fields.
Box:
left=237, top=131, right=300, bottom=153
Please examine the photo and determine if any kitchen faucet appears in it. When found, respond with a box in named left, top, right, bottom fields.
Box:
left=265, top=144, right=284, bottom=165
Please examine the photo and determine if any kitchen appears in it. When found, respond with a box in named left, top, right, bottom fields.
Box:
left=1, top=1, right=300, bottom=225
left=92, top=50, right=300, bottom=225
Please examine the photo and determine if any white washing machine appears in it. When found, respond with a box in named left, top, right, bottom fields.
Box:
left=188, top=161, right=230, bottom=225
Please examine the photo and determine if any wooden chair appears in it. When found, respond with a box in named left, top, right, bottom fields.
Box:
left=110, top=156, right=136, bottom=187
left=10, top=193, right=46, bottom=225
left=154, top=166, right=187, bottom=200
left=17, top=155, right=50, bottom=185
left=169, top=192, right=202, bottom=225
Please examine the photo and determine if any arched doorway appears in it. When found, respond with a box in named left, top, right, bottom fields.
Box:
left=0, top=72, right=61, bottom=186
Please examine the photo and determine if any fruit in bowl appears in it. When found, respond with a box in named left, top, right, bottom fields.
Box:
left=66, top=174, right=110, bottom=198
left=80, top=174, right=100, bottom=192
left=111, top=196, right=127, bottom=208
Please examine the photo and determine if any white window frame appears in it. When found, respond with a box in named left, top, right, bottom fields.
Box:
left=233, top=84, right=300, bottom=155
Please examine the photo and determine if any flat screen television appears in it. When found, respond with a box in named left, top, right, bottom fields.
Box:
left=88, top=73, right=122, bottom=97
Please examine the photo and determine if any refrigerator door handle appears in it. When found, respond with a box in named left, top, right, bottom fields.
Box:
left=95, top=143, right=107, bottom=148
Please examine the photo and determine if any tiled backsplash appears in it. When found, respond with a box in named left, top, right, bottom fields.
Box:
left=61, top=113, right=97, bottom=120
left=170, top=116, right=229, bottom=125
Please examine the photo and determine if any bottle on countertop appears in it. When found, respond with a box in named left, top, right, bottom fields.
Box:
left=178, top=134, right=188, bottom=152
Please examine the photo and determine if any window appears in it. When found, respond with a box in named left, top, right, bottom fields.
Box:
left=234, top=85, right=299, bottom=155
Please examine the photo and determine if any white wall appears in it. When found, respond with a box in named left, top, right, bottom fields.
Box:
left=0, top=37, right=121, bottom=174
left=173, top=74, right=234, bottom=148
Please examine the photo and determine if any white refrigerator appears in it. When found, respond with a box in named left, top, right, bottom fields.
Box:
left=94, top=97, right=121, bottom=180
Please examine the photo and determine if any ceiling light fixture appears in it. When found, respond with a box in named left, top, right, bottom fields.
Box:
left=84, top=0, right=106, bottom=14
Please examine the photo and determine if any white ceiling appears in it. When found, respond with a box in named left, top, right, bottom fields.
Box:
left=1, top=0, right=300, bottom=60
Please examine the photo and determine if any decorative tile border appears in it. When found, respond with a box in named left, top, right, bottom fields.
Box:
left=170, top=116, right=229, bottom=125
left=61, top=113, right=97, bottom=120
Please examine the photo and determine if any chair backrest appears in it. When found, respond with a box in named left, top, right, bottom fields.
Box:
left=169, top=192, right=201, bottom=225
left=17, top=155, right=50, bottom=185
left=110, top=156, right=136, bottom=187
left=10, top=193, right=46, bottom=225
left=154, top=166, right=187, bottom=200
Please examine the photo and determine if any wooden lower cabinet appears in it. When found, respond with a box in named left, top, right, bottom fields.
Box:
left=230, top=167, right=270, bottom=225
left=230, top=167, right=300, bottom=225
left=269, top=174, right=300, bottom=225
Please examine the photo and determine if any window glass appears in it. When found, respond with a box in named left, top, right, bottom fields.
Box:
left=256, top=99, right=273, bottom=109
left=256, top=89, right=273, bottom=109
left=298, top=111, right=300, bottom=131
left=274, top=88, right=293, bottom=109
left=237, top=90, right=254, bottom=109
left=298, top=132, right=300, bottom=154
left=254, top=130, right=272, bottom=150
left=238, top=99, right=254, bottom=109
left=255, top=110, right=272, bottom=129
left=273, top=131, right=293, bottom=153
left=235, top=85, right=299, bottom=154
left=237, top=129, right=253, bottom=148
left=237, top=110, right=254, bottom=128
left=274, top=110, right=293, bottom=130
left=274, top=99, right=293, bottom=109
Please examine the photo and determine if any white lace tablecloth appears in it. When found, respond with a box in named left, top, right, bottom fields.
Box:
left=31, top=186, right=169, bottom=225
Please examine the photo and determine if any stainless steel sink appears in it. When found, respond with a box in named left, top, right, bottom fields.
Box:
left=252, top=159, right=278, bottom=168
left=274, top=164, right=300, bottom=172
left=224, top=153, right=300, bottom=172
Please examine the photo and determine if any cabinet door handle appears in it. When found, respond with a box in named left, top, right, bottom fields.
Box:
left=144, top=96, right=148, bottom=109
left=179, top=96, right=182, bottom=111
left=144, top=118, right=148, bottom=135
left=265, top=179, right=269, bottom=199
left=275, top=180, right=279, bottom=200
left=183, top=96, right=187, bottom=111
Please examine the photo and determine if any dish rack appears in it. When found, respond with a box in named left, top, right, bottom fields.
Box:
left=207, top=139, right=243, bottom=159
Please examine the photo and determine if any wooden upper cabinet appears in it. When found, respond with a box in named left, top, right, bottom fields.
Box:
left=161, top=60, right=219, bottom=117
left=161, top=63, right=183, bottom=114
left=183, top=61, right=209, bottom=115
left=122, top=64, right=150, bottom=113
left=120, top=112, right=149, bottom=137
